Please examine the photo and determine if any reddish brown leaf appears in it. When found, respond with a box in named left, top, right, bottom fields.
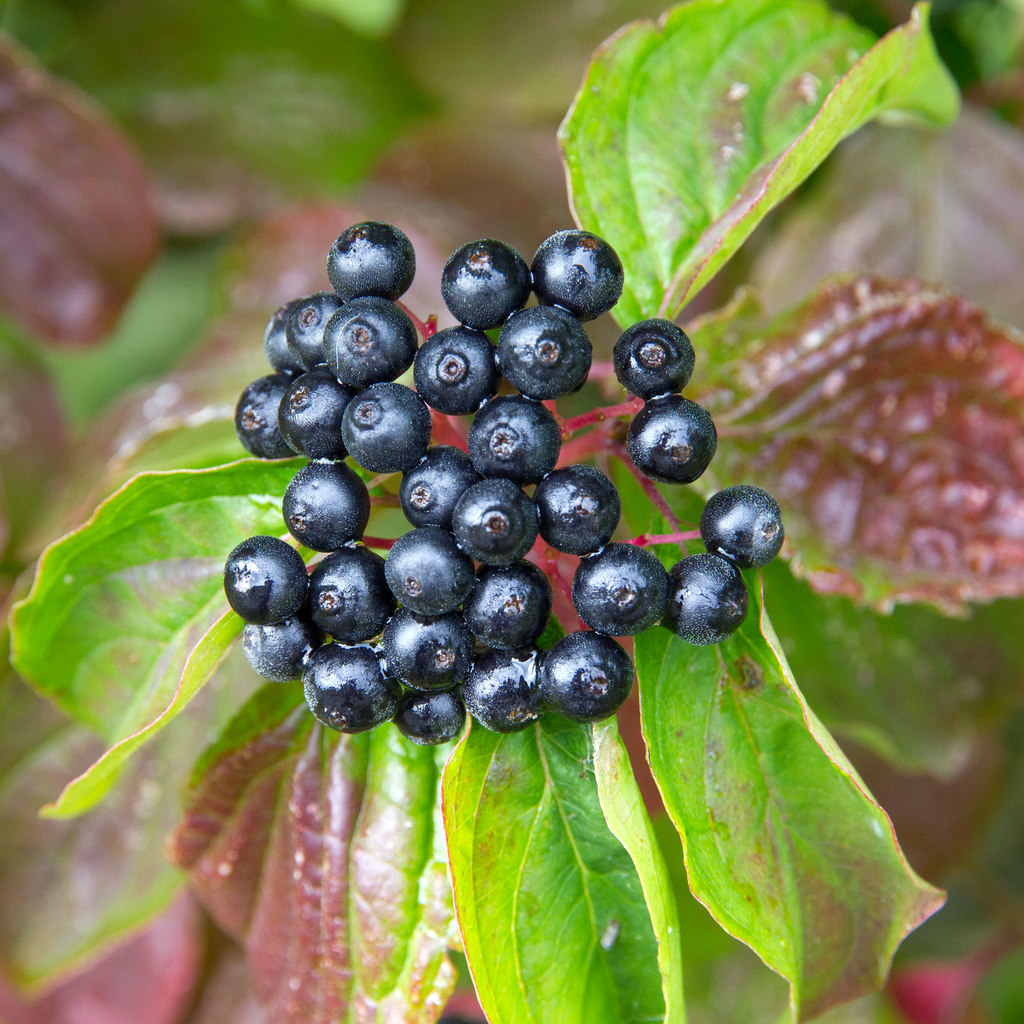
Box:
left=0, top=35, right=158, bottom=345
left=696, top=277, right=1024, bottom=610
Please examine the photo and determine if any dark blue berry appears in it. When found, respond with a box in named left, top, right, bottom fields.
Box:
left=451, top=478, right=538, bottom=566
left=384, top=526, right=474, bottom=616
left=463, top=561, right=552, bottom=651
left=413, top=326, right=499, bottom=415
left=531, top=229, right=623, bottom=321
left=282, top=461, right=370, bottom=551
left=263, top=299, right=306, bottom=376
left=235, top=374, right=294, bottom=459
left=613, top=318, right=695, bottom=399
left=572, top=543, right=669, bottom=636
left=497, top=305, right=592, bottom=400
left=327, top=221, right=416, bottom=301
left=342, top=383, right=432, bottom=474
left=462, top=648, right=543, bottom=733
left=663, top=552, right=748, bottom=645
left=441, top=238, right=531, bottom=330
left=278, top=368, right=355, bottom=460
left=242, top=613, right=323, bottom=681
left=322, top=296, right=418, bottom=388
left=400, top=446, right=482, bottom=530
left=286, top=292, right=345, bottom=371
left=302, top=643, right=399, bottom=733
left=700, top=485, right=784, bottom=569
left=224, top=535, right=308, bottom=625
left=626, top=395, right=717, bottom=484
left=394, top=689, right=466, bottom=746
left=533, top=464, right=621, bottom=555
left=467, top=395, right=560, bottom=484
left=308, top=545, right=395, bottom=643
left=538, top=631, right=633, bottom=722
left=382, top=608, right=474, bottom=691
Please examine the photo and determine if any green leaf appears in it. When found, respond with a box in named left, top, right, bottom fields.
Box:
left=9, top=458, right=302, bottom=816
left=560, top=0, right=959, bottom=324
left=443, top=715, right=668, bottom=1024
left=292, top=0, right=405, bottom=38
left=635, top=582, right=945, bottom=1021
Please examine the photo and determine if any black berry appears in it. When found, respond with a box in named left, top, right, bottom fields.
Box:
left=613, top=318, right=695, bottom=399
left=497, top=305, right=592, bottom=400
left=626, top=395, right=718, bottom=484
left=451, top=478, right=538, bottom=566
left=413, top=326, right=499, bottom=415
left=327, top=221, right=416, bottom=301
left=323, top=296, right=418, bottom=388
left=463, top=561, right=552, bottom=651
left=223, top=535, right=308, bottom=625
left=394, top=689, right=466, bottom=746
left=286, top=292, right=345, bottom=371
left=462, top=648, right=543, bottom=733
left=282, top=461, right=370, bottom=551
left=384, top=526, right=474, bottom=616
left=441, top=238, right=531, bottom=330
left=382, top=608, right=474, bottom=691
left=303, top=643, right=400, bottom=733
left=467, top=395, right=561, bottom=484
left=400, top=446, right=482, bottom=530
left=533, top=464, right=621, bottom=556
left=308, top=545, right=395, bottom=643
left=531, top=229, right=624, bottom=321
left=242, top=613, right=323, bottom=682
left=341, top=383, right=432, bottom=474
left=538, top=630, right=634, bottom=722
left=700, top=485, right=784, bottom=569
left=572, top=543, right=669, bottom=636
left=278, top=368, right=355, bottom=460
left=235, top=374, right=294, bottom=459
left=263, top=300, right=306, bottom=376
left=663, top=552, right=748, bottom=645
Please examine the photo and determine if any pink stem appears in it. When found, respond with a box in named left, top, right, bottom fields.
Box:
left=397, top=302, right=437, bottom=340
left=560, top=395, right=643, bottom=438
left=556, top=430, right=616, bottom=467
left=621, top=530, right=701, bottom=547
left=610, top=443, right=686, bottom=529
left=528, top=538, right=583, bottom=632
left=362, top=535, right=397, bottom=551
left=370, top=493, right=400, bottom=507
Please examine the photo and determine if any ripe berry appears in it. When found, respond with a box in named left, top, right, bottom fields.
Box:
left=308, top=545, right=395, bottom=643
left=572, top=543, right=669, bottom=636
left=322, top=296, right=418, bottom=388
left=613, top=318, right=695, bottom=399
left=327, top=221, right=416, bottom=301
left=278, top=368, right=355, bottom=460
left=467, top=395, right=560, bottom=484
left=400, top=446, right=482, bottom=530
left=497, top=305, right=592, bottom=400
left=533, top=464, right=621, bottom=555
left=382, top=608, right=474, bottom=691
left=394, top=689, right=466, bottom=745
left=538, top=631, right=634, bottom=722
left=663, top=552, right=748, bottom=645
left=242, top=613, right=323, bottom=682
left=531, top=229, right=624, bottom=321
left=463, top=561, right=552, bottom=651
left=413, top=326, right=499, bottom=415
left=700, top=485, right=785, bottom=569
left=282, top=461, right=370, bottom=551
left=263, top=299, right=306, bottom=376
left=626, top=395, right=718, bottom=484
left=342, top=382, right=432, bottom=474
left=286, top=292, right=345, bottom=370
left=384, top=526, right=474, bottom=616
left=235, top=374, right=294, bottom=459
left=462, top=648, right=543, bottom=733
left=303, top=643, right=400, bottom=733
left=223, top=535, right=308, bottom=625
left=451, top=478, right=538, bottom=565
left=441, top=238, right=531, bottom=330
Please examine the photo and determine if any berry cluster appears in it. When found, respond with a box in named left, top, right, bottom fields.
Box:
left=224, top=222, right=784, bottom=745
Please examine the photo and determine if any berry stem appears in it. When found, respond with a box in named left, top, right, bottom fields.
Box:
left=610, top=442, right=687, bottom=529
left=560, top=395, right=643, bottom=438
left=361, top=535, right=398, bottom=551
left=621, top=530, right=701, bottom=547
left=397, top=302, right=437, bottom=340
left=370, top=493, right=401, bottom=507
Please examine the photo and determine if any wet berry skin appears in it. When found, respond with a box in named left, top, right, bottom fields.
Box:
left=462, top=648, right=543, bottom=733
left=538, top=631, right=634, bottom=723
left=322, top=296, right=418, bottom=388
left=533, top=464, right=621, bottom=556
left=282, top=461, right=370, bottom=552
left=441, top=238, right=531, bottom=330
left=467, top=395, right=561, bottom=485
left=700, top=485, right=785, bottom=569
left=342, top=382, right=432, bottom=474
left=400, top=446, right=482, bottom=530
left=451, top=478, right=538, bottom=566
left=224, top=535, right=308, bottom=625
left=327, top=221, right=416, bottom=301
left=463, top=561, right=553, bottom=651
left=497, top=305, right=592, bottom=400
left=531, top=229, right=624, bottom=322
left=613, top=318, right=695, bottom=400
left=384, top=526, right=475, bottom=617
left=382, top=609, right=475, bottom=691
left=572, top=543, right=669, bottom=636
left=263, top=299, right=306, bottom=376
left=285, top=291, right=346, bottom=371
left=394, top=689, right=466, bottom=746
left=626, top=394, right=718, bottom=484
left=302, top=643, right=400, bottom=733
left=278, top=368, right=355, bottom=460
left=308, top=545, right=395, bottom=643
left=663, top=552, right=748, bottom=646
left=242, top=613, right=323, bottom=682
left=235, top=374, right=295, bottom=459
left=413, top=326, right=499, bottom=415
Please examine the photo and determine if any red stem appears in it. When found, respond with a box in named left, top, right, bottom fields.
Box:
left=362, top=535, right=397, bottom=551
left=610, top=443, right=687, bottom=529
left=560, top=395, right=643, bottom=439
left=621, top=530, right=700, bottom=547
left=397, top=302, right=437, bottom=340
